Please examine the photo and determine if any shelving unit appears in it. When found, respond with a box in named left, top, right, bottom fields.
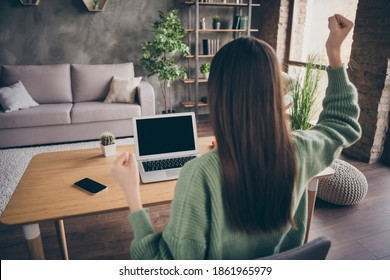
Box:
left=182, top=1, right=260, bottom=118
left=181, top=101, right=208, bottom=108
left=185, top=54, right=214, bottom=58
left=82, top=0, right=109, bottom=12
left=185, top=29, right=258, bottom=32
left=20, top=0, right=41, bottom=5
left=185, top=1, right=254, bottom=7
left=181, top=78, right=208, bottom=84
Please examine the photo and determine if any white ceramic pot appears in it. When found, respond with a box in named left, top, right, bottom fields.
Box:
left=204, top=72, right=210, bottom=80
left=101, top=143, right=116, bottom=157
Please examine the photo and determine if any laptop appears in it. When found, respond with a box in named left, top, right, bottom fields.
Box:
left=133, top=112, right=200, bottom=183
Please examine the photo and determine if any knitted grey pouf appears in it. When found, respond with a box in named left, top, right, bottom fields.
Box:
left=317, top=159, right=368, bottom=205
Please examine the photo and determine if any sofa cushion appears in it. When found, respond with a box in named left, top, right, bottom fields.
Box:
left=71, top=63, right=135, bottom=102
left=104, top=76, right=142, bottom=104
left=0, top=103, right=72, bottom=129
left=0, top=81, right=39, bottom=112
left=1, top=64, right=72, bottom=104
left=71, top=102, right=141, bottom=124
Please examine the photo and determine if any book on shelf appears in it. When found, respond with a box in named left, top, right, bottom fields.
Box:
left=200, top=0, right=242, bottom=3
left=232, top=16, right=248, bottom=29
left=202, top=39, right=220, bottom=55
left=232, top=16, right=240, bottom=29
left=239, top=16, right=248, bottom=29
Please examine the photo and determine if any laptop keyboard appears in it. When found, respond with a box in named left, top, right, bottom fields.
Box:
left=142, top=156, right=197, bottom=172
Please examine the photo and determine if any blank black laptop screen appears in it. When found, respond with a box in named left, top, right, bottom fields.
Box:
left=136, top=115, right=196, bottom=156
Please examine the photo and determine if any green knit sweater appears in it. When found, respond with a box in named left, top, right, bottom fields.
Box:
left=128, top=66, right=361, bottom=260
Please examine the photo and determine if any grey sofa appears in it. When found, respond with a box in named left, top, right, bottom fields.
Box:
left=0, top=63, right=155, bottom=148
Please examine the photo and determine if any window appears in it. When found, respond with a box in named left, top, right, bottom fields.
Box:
left=286, top=0, right=358, bottom=121
left=289, top=0, right=357, bottom=64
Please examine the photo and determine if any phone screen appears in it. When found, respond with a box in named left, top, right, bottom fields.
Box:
left=74, top=178, right=107, bottom=195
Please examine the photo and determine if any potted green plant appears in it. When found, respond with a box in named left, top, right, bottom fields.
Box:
left=100, top=131, right=116, bottom=157
left=212, top=16, right=221, bottom=30
left=290, top=55, right=325, bottom=130
left=141, top=9, right=190, bottom=114
left=91, top=0, right=100, bottom=10
left=200, top=62, right=211, bottom=79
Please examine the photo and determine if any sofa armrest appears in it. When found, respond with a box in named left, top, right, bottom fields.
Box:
left=137, top=80, right=155, bottom=116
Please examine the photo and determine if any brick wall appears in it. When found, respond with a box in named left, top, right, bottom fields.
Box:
left=382, top=60, right=390, bottom=165
left=253, top=0, right=289, bottom=62
left=344, top=0, right=390, bottom=163
left=253, top=0, right=279, bottom=51
left=276, top=0, right=290, bottom=61
left=290, top=0, right=308, bottom=61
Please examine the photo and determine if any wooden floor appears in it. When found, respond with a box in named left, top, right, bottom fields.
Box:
left=1, top=115, right=390, bottom=260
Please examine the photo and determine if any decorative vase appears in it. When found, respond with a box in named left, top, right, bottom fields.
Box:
left=101, top=143, right=116, bottom=157
left=200, top=18, right=206, bottom=30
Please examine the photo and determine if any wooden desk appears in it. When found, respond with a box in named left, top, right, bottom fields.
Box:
left=0, top=136, right=333, bottom=259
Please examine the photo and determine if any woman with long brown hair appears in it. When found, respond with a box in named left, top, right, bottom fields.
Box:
left=110, top=14, right=361, bottom=259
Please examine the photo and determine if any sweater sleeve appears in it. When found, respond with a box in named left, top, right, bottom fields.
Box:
left=293, top=65, right=361, bottom=190
left=128, top=159, right=210, bottom=260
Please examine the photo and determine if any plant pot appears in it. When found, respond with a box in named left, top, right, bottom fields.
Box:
left=162, top=110, right=176, bottom=114
left=101, top=143, right=116, bottom=157
left=212, top=22, right=220, bottom=30
left=203, top=73, right=209, bottom=79
left=200, top=96, right=208, bottom=103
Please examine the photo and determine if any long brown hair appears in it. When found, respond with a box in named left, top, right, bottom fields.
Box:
left=208, top=37, right=296, bottom=233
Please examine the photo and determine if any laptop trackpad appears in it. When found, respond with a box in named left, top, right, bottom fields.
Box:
left=165, top=169, right=181, bottom=178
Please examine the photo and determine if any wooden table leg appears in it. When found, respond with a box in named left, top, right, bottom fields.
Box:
left=55, top=219, right=69, bottom=260
left=305, top=179, right=319, bottom=243
left=22, top=223, right=45, bottom=260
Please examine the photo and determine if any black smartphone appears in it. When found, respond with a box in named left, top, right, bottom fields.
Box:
left=73, top=178, right=107, bottom=195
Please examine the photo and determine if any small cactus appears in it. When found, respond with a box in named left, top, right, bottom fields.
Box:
left=100, top=131, right=116, bottom=146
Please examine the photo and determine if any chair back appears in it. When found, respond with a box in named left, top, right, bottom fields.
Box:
left=260, top=236, right=331, bottom=260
